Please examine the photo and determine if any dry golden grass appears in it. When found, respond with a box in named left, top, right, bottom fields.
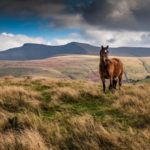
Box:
left=68, top=114, right=121, bottom=150
left=0, top=129, right=48, bottom=150
left=0, top=77, right=149, bottom=150
left=113, top=84, right=150, bottom=115
left=0, top=86, right=41, bottom=113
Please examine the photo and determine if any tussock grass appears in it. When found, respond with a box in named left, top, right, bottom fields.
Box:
left=0, top=129, right=48, bottom=150
left=0, top=86, right=40, bottom=112
left=0, top=77, right=149, bottom=150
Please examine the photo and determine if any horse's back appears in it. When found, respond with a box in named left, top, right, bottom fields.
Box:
left=110, top=58, right=124, bottom=76
left=111, top=58, right=123, bottom=67
left=111, top=58, right=122, bottom=63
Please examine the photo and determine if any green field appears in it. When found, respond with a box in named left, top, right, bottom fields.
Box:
left=0, top=77, right=149, bottom=150
left=0, top=55, right=149, bottom=81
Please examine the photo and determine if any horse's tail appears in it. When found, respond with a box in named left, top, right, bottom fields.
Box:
left=123, top=71, right=129, bottom=82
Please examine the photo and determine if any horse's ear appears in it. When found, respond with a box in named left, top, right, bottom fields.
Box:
left=106, top=45, right=109, bottom=49
left=101, top=45, right=104, bottom=49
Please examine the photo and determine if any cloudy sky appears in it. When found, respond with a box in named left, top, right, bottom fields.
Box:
left=0, top=0, right=150, bottom=50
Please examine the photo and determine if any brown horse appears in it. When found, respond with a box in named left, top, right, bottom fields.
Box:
left=99, top=45, right=124, bottom=93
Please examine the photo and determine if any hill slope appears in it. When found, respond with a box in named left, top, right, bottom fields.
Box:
left=0, top=42, right=150, bottom=60
left=0, top=55, right=149, bottom=81
left=0, top=77, right=149, bottom=150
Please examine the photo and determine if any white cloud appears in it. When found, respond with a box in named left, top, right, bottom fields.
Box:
left=49, top=28, right=150, bottom=47
left=1, top=30, right=150, bottom=52
left=0, top=32, right=47, bottom=51
left=82, top=29, right=145, bottom=47
left=48, top=33, right=88, bottom=45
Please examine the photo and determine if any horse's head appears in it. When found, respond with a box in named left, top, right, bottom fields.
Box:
left=100, top=45, right=109, bottom=59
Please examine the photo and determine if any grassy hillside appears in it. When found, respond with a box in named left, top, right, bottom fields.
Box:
left=0, top=77, right=149, bottom=150
left=0, top=55, right=149, bottom=81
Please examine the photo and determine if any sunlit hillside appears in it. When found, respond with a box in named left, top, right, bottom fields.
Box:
left=0, top=77, right=149, bottom=150
left=0, top=55, right=149, bottom=81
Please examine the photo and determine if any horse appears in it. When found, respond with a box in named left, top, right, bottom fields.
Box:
left=99, top=45, right=124, bottom=93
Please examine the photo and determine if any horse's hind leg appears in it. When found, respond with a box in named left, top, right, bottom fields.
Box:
left=113, top=79, right=117, bottom=89
left=119, top=74, right=123, bottom=90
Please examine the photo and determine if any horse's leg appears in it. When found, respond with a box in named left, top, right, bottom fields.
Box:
left=109, top=76, right=113, bottom=91
left=113, top=78, right=117, bottom=89
left=102, top=79, right=106, bottom=93
left=101, top=77, right=106, bottom=93
left=119, top=74, right=123, bottom=90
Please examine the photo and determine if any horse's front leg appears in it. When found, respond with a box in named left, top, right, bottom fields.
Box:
left=101, top=77, right=106, bottom=93
left=109, top=76, right=113, bottom=92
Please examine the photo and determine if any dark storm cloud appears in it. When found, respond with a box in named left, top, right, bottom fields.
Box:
left=1, top=0, right=150, bottom=31
left=0, top=0, right=89, bottom=27
left=82, top=0, right=150, bottom=31
left=0, top=0, right=91, bottom=17
left=0, top=0, right=67, bottom=17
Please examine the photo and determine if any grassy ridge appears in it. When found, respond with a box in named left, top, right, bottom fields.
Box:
left=0, top=55, right=149, bottom=81
left=0, top=77, right=149, bottom=150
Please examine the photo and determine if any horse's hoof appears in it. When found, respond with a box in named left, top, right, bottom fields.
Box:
left=110, top=88, right=115, bottom=93
left=103, top=91, right=106, bottom=94
left=112, top=90, right=115, bottom=93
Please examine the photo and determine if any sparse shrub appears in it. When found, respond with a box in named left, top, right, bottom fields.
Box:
left=3, top=75, right=14, bottom=81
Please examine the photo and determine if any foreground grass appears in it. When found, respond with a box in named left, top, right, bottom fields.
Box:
left=0, top=76, right=149, bottom=150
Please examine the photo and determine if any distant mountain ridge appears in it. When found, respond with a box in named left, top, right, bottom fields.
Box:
left=0, top=42, right=149, bottom=60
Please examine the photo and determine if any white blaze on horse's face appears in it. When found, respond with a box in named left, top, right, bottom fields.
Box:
left=100, top=47, right=109, bottom=59
left=105, top=50, right=108, bottom=53
left=104, top=49, right=109, bottom=58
